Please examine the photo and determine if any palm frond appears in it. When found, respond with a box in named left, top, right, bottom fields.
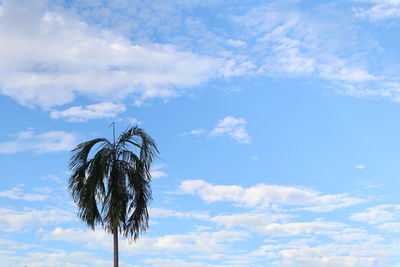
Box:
left=68, top=126, right=158, bottom=241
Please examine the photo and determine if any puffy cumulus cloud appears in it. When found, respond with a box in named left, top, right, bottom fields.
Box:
left=50, top=102, right=126, bottom=122
left=0, top=0, right=228, bottom=109
left=354, top=0, right=400, bottom=20
left=350, top=204, right=400, bottom=224
left=209, top=116, right=251, bottom=144
left=0, top=186, right=48, bottom=201
left=0, top=208, right=74, bottom=232
left=182, top=116, right=251, bottom=144
left=180, top=180, right=365, bottom=212
left=0, top=129, right=78, bottom=154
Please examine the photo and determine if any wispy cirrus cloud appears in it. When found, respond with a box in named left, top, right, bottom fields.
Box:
left=180, top=129, right=206, bottom=136
left=354, top=0, right=400, bottom=20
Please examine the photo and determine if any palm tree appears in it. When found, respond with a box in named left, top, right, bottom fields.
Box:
left=68, top=126, right=159, bottom=267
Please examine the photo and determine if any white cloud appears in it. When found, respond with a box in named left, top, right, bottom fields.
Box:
left=182, top=116, right=251, bottom=144
left=40, top=174, right=62, bottom=183
left=180, top=129, right=206, bottom=136
left=209, top=116, right=251, bottom=144
left=226, top=39, right=247, bottom=48
left=150, top=207, right=209, bottom=220
left=337, top=83, right=400, bottom=101
left=354, top=0, right=400, bottom=20
left=234, top=5, right=377, bottom=84
left=258, top=220, right=345, bottom=237
left=355, top=164, right=366, bottom=169
left=180, top=180, right=365, bottom=212
left=43, top=227, right=249, bottom=255
left=1, top=248, right=117, bottom=267
left=123, top=117, right=142, bottom=125
left=0, top=187, right=47, bottom=201
left=0, top=208, right=74, bottom=232
left=378, top=222, right=400, bottom=232
left=50, top=102, right=126, bottom=122
left=141, top=258, right=237, bottom=267
left=0, top=0, right=228, bottom=109
left=254, top=240, right=393, bottom=267
left=0, top=130, right=78, bottom=154
left=211, top=212, right=293, bottom=233
left=0, top=238, right=41, bottom=251
left=350, top=204, right=400, bottom=224
left=150, top=164, right=168, bottom=179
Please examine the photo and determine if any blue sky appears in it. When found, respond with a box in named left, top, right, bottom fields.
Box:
left=1, top=0, right=400, bottom=266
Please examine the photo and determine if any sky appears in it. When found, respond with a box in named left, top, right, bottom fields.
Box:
left=1, top=0, right=400, bottom=266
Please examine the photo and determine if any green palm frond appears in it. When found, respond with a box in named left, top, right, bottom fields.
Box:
left=68, top=126, right=158, bottom=240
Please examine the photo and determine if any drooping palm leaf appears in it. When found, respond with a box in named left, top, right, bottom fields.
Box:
left=68, top=126, right=159, bottom=267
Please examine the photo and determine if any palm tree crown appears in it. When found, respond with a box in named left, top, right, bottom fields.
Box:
left=68, top=126, right=159, bottom=266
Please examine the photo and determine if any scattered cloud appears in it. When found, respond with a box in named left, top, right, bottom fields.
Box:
left=0, top=246, right=117, bottom=267
left=255, top=220, right=345, bottom=237
left=233, top=4, right=377, bottom=82
left=42, top=227, right=249, bottom=255
left=354, top=0, right=400, bottom=20
left=0, top=130, right=78, bottom=154
left=251, top=155, right=260, bottom=160
left=350, top=204, right=400, bottom=224
left=40, top=174, right=62, bottom=183
left=355, top=164, right=366, bottom=169
left=0, top=0, right=229, bottom=109
left=141, top=258, right=237, bottom=267
left=50, top=102, right=126, bottom=122
left=150, top=207, right=210, bottom=221
left=211, top=212, right=293, bottom=233
left=122, top=117, right=142, bottom=125
left=182, top=116, right=251, bottom=144
left=180, top=129, right=206, bottom=136
left=252, top=239, right=397, bottom=267
left=180, top=180, right=365, bottom=212
left=0, top=208, right=74, bottom=232
left=150, top=164, right=168, bottom=179
left=210, top=116, right=251, bottom=144
left=0, top=186, right=47, bottom=201
left=378, top=222, right=400, bottom=233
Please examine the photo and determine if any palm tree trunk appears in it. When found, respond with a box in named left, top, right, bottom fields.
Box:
left=113, top=227, right=119, bottom=267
